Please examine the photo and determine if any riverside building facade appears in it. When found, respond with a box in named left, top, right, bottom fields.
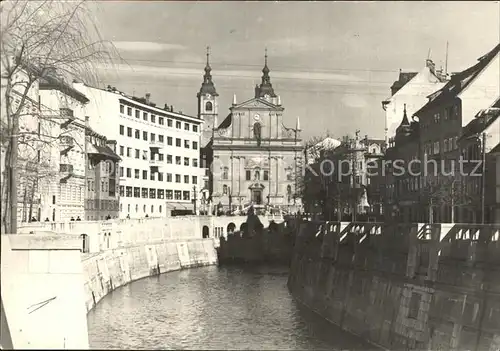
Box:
left=73, top=83, right=204, bottom=218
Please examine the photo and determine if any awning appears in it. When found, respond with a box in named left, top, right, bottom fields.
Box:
left=87, top=144, right=121, bottom=161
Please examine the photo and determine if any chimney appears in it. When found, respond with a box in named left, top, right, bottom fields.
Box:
left=164, top=104, right=169, bottom=110
left=426, top=59, right=436, bottom=74
left=145, top=92, right=151, bottom=104
left=170, top=105, right=174, bottom=112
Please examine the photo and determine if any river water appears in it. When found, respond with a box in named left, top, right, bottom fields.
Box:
left=87, top=265, right=375, bottom=350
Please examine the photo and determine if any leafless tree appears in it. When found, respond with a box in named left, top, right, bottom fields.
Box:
left=1, top=0, right=120, bottom=234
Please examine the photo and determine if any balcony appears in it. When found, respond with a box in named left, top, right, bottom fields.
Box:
left=59, top=163, right=74, bottom=183
left=59, top=136, right=74, bottom=155
left=149, top=159, right=163, bottom=170
left=149, top=140, right=164, bottom=149
left=60, top=108, right=75, bottom=129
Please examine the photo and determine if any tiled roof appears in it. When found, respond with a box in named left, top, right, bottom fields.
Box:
left=415, top=43, right=500, bottom=116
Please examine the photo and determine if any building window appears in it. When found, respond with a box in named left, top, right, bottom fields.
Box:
left=183, top=191, right=190, bottom=201
left=434, top=113, right=440, bottom=123
left=126, top=186, right=132, bottom=197
left=159, top=135, right=164, bottom=143
left=184, top=175, right=189, bottom=183
left=158, top=189, right=165, bottom=199
left=205, top=101, right=213, bottom=112
left=184, top=140, right=190, bottom=149
left=135, top=110, right=140, bottom=118
left=134, top=187, right=140, bottom=198
left=119, top=166, right=124, bottom=177
left=150, top=133, right=155, bottom=142
left=408, top=292, right=421, bottom=319
left=434, top=141, right=440, bottom=154
left=159, top=117, right=164, bottom=125
left=176, top=121, right=181, bottom=129
left=192, top=141, right=198, bottom=150
left=134, top=169, right=140, bottom=179
left=143, top=131, right=148, bottom=141
left=263, top=170, right=269, bottom=181
left=119, top=186, right=124, bottom=196
left=119, top=125, right=124, bottom=135
left=127, top=147, right=131, bottom=157
left=135, top=129, right=140, bottom=139
left=143, top=150, right=148, bottom=160
left=192, top=158, right=198, bottom=167
left=151, top=114, right=156, bottom=123
left=127, top=127, right=132, bottom=137
left=167, top=119, right=172, bottom=127
left=149, top=188, right=156, bottom=199
left=135, top=149, right=140, bottom=159
left=158, top=172, right=163, bottom=181
left=166, top=190, right=173, bottom=199
left=184, top=123, right=190, bottom=131
left=176, top=138, right=181, bottom=147
left=167, top=173, right=172, bottom=182
left=167, top=155, right=172, bottom=164
left=192, top=176, right=197, bottom=184
left=176, top=156, right=181, bottom=165
left=150, top=172, right=155, bottom=181
left=119, top=146, right=124, bottom=156
left=174, top=190, right=181, bottom=200
left=143, top=112, right=148, bottom=121
left=184, top=157, right=190, bottom=166
left=126, top=168, right=131, bottom=178
left=175, top=174, right=181, bottom=183
left=222, top=167, right=228, bottom=180
left=193, top=125, right=198, bottom=133
left=127, top=107, right=132, bottom=116
left=255, top=170, right=260, bottom=181
left=167, top=136, right=172, bottom=145
left=120, top=105, right=124, bottom=114
left=223, top=185, right=228, bottom=195
left=246, top=170, right=251, bottom=180
left=142, top=188, right=148, bottom=198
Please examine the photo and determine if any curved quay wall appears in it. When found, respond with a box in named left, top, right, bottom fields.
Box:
left=2, top=216, right=222, bottom=350
left=288, top=221, right=500, bottom=351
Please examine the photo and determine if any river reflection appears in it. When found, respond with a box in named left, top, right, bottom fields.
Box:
left=87, top=265, right=376, bottom=350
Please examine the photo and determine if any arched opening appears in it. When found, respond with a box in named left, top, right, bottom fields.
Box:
left=202, top=225, right=210, bottom=238
left=240, top=222, right=247, bottom=235
left=227, top=222, right=236, bottom=234
left=143, top=204, right=146, bottom=212
left=80, top=234, right=89, bottom=253
left=159, top=205, right=162, bottom=213
left=205, top=101, right=213, bottom=112
left=52, top=208, right=56, bottom=221
left=223, top=185, right=228, bottom=195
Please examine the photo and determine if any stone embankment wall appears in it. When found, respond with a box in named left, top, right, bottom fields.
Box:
left=288, top=221, right=500, bottom=351
left=81, top=238, right=217, bottom=312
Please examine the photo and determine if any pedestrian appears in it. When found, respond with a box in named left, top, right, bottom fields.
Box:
left=70, top=217, right=75, bottom=221
left=76, top=216, right=81, bottom=221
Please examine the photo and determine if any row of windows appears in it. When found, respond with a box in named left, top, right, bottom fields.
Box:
left=423, top=137, right=459, bottom=156
left=121, top=203, right=165, bottom=214
left=220, top=168, right=293, bottom=181
left=118, top=147, right=199, bottom=167
left=119, top=168, right=198, bottom=184
left=85, top=199, right=119, bottom=211
left=119, top=127, right=199, bottom=150
left=119, top=186, right=192, bottom=200
left=87, top=179, right=117, bottom=196
left=120, top=104, right=199, bottom=132
left=421, top=105, right=460, bottom=129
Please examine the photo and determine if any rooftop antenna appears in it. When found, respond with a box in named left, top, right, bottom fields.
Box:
left=445, top=41, right=449, bottom=76
left=427, top=48, right=432, bottom=60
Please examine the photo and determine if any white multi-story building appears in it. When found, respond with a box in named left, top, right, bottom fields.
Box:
left=73, top=83, right=205, bottom=218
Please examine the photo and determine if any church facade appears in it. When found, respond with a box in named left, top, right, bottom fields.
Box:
left=198, top=50, right=303, bottom=214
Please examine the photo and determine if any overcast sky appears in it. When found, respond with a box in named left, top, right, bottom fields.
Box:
left=91, top=1, right=500, bottom=141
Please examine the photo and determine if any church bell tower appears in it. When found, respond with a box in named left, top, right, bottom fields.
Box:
left=197, top=46, right=219, bottom=146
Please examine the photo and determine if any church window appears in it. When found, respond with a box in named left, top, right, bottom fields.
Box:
left=287, top=185, right=292, bottom=194
left=263, top=170, right=269, bottom=181
left=246, top=170, right=251, bottom=181
left=222, top=167, right=229, bottom=180
left=223, top=185, right=228, bottom=195
left=253, top=122, right=262, bottom=145
left=205, top=101, right=213, bottom=112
